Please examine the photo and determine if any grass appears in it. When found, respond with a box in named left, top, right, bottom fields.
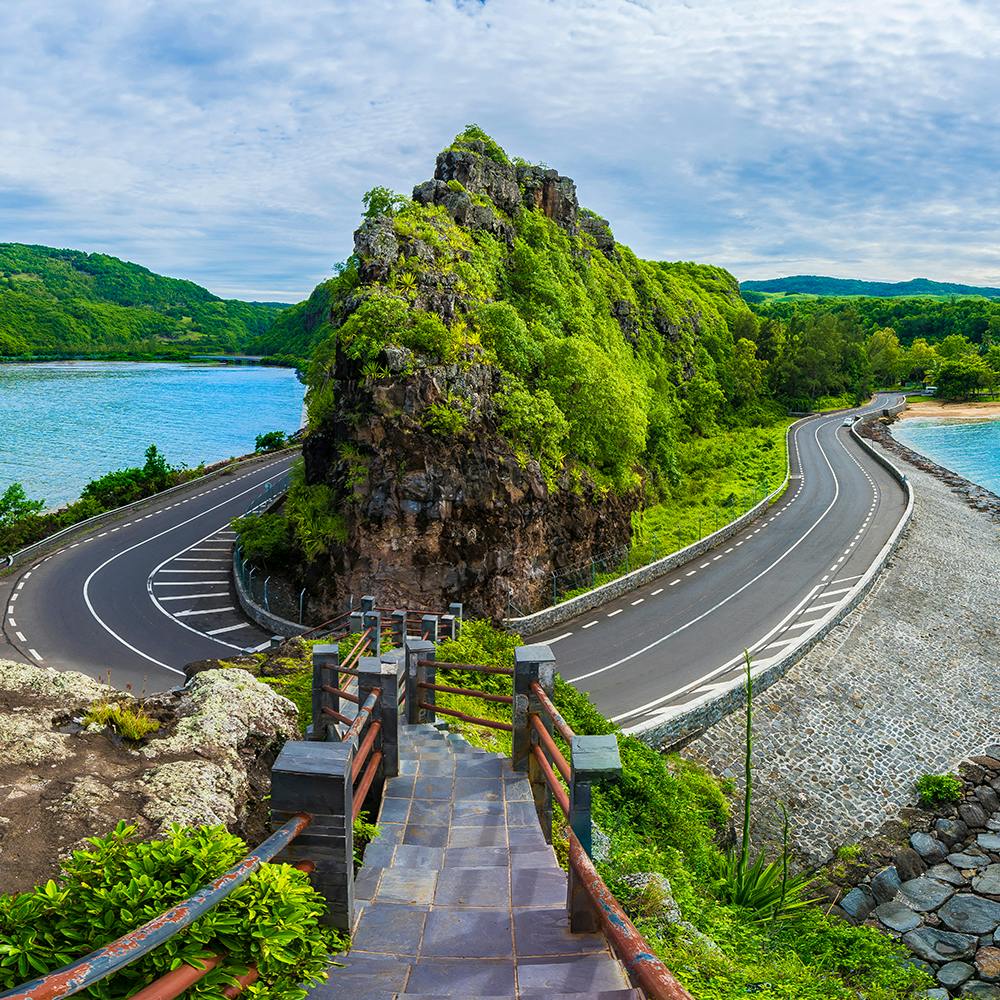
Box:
left=83, top=699, right=160, bottom=741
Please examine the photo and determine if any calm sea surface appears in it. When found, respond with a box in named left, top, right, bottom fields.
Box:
left=893, top=417, right=1000, bottom=495
left=0, top=362, right=305, bottom=506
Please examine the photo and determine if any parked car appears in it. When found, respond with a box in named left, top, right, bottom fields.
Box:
left=842, top=416, right=854, bottom=426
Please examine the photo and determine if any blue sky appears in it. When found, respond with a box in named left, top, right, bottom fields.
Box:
left=3, top=0, right=1000, bottom=300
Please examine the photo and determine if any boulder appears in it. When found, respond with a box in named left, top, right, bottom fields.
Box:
left=980, top=834, right=1000, bottom=852
left=840, top=886, right=877, bottom=922
left=938, top=895, right=1000, bottom=935
left=937, top=818, right=970, bottom=848
left=912, top=832, right=949, bottom=863
left=896, top=845, right=929, bottom=881
left=937, top=962, right=975, bottom=988
left=871, top=865, right=904, bottom=902
left=928, top=863, right=970, bottom=886
left=975, top=865, right=1000, bottom=897
left=901, top=876, right=956, bottom=912
left=978, top=945, right=1000, bottom=983
left=876, top=900, right=921, bottom=933
left=904, top=927, right=978, bottom=963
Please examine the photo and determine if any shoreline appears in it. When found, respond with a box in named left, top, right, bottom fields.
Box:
left=898, top=398, right=1000, bottom=420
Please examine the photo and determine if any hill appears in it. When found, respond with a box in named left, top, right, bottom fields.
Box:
left=741, top=274, right=1000, bottom=299
left=0, top=243, right=287, bottom=358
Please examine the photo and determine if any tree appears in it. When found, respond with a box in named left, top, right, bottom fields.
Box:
left=255, top=430, right=288, bottom=453
left=729, top=337, right=768, bottom=407
left=865, top=327, right=903, bottom=386
left=933, top=355, right=991, bottom=400
left=361, top=187, right=408, bottom=219
left=936, top=333, right=976, bottom=361
left=0, top=483, right=45, bottom=528
left=902, top=338, right=939, bottom=383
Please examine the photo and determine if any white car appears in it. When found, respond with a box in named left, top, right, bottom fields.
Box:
left=842, top=416, right=854, bottom=426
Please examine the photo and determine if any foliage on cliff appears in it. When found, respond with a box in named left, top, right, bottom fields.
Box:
left=298, top=127, right=776, bottom=493
left=0, top=243, right=284, bottom=357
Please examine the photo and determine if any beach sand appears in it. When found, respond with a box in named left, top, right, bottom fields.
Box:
left=899, top=398, right=1000, bottom=419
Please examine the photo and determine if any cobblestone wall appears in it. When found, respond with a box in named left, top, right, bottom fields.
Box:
left=685, top=439, right=1000, bottom=866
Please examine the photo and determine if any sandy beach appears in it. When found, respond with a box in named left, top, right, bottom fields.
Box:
left=899, top=398, right=1000, bottom=419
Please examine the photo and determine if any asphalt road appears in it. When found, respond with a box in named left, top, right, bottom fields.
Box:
left=533, top=394, right=908, bottom=734
left=1, top=453, right=298, bottom=692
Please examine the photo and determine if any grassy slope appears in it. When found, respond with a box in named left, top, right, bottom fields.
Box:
left=241, top=626, right=929, bottom=999
left=0, top=243, right=285, bottom=357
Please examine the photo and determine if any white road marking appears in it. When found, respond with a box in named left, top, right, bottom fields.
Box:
left=808, top=600, right=841, bottom=613
left=16, top=582, right=24, bottom=590
left=15, top=631, right=25, bottom=642
left=206, top=622, right=253, bottom=636
left=582, top=620, right=599, bottom=629
left=822, top=586, right=853, bottom=598
left=631, top=598, right=644, bottom=606
left=175, top=606, right=236, bottom=617
left=9, top=594, right=16, bottom=602
left=158, top=592, right=231, bottom=601
left=153, top=580, right=229, bottom=586
left=7, top=618, right=15, bottom=627
left=547, top=632, right=573, bottom=644
left=724, top=548, right=734, bottom=553
left=23, top=572, right=30, bottom=579
left=699, top=562, right=710, bottom=569
left=685, top=570, right=696, bottom=577
left=29, top=649, right=42, bottom=661
left=651, top=588, right=663, bottom=596
left=712, top=555, right=722, bottom=561
left=669, top=580, right=680, bottom=586
left=607, top=609, right=622, bottom=617
left=172, top=557, right=230, bottom=563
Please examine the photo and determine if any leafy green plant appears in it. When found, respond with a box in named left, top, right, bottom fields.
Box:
left=83, top=699, right=160, bottom=741
left=915, top=773, right=963, bottom=808
left=254, top=430, right=288, bottom=453
left=0, top=822, right=337, bottom=998
left=420, top=399, right=468, bottom=436
left=232, top=512, right=294, bottom=568
left=835, top=843, right=863, bottom=862
left=352, top=813, right=380, bottom=868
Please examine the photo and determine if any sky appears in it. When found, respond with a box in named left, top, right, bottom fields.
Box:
left=3, top=0, right=1000, bottom=301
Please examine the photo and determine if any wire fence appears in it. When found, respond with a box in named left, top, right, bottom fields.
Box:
left=234, top=546, right=310, bottom=625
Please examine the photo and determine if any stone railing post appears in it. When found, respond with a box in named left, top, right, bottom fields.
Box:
left=271, top=740, right=354, bottom=931
left=310, top=643, right=340, bottom=741
left=405, top=639, right=435, bottom=725
left=513, top=644, right=555, bottom=842
left=360, top=594, right=376, bottom=613
left=349, top=610, right=364, bottom=635
left=440, top=614, right=457, bottom=641
left=363, top=610, right=382, bottom=656
left=567, top=734, right=622, bottom=932
left=390, top=610, right=406, bottom=648
left=421, top=614, right=438, bottom=643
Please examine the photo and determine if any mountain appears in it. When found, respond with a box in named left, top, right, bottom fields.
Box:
left=281, top=126, right=769, bottom=617
left=741, top=275, right=1000, bottom=299
left=0, top=243, right=287, bottom=357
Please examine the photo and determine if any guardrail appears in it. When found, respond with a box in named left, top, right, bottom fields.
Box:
left=2, top=446, right=300, bottom=573
left=407, top=641, right=693, bottom=999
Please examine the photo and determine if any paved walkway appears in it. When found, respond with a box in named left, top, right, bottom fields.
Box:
left=310, top=723, right=638, bottom=999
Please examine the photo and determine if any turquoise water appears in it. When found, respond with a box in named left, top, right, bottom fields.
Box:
left=893, top=416, right=1000, bottom=494
left=0, top=362, right=305, bottom=506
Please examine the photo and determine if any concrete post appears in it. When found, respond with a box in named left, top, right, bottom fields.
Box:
left=310, top=644, right=340, bottom=741
left=567, top=734, right=622, bottom=932
left=363, top=610, right=382, bottom=656
left=376, top=653, right=405, bottom=778
left=349, top=611, right=364, bottom=635
left=390, top=610, right=406, bottom=648
left=440, top=614, right=457, bottom=641
left=513, top=645, right=555, bottom=843
left=360, top=595, right=376, bottom=613
left=271, top=740, right=355, bottom=931
left=448, top=602, right=463, bottom=636
left=421, top=614, right=438, bottom=643
left=405, top=639, right=435, bottom=725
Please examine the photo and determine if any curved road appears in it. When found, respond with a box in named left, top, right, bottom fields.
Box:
left=1, top=454, right=298, bottom=691
left=533, top=393, right=908, bottom=734
left=3, top=395, right=907, bottom=715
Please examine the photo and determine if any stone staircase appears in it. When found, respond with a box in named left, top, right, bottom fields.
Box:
left=308, top=722, right=640, bottom=999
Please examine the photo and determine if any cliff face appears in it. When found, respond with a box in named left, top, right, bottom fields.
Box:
left=296, top=130, right=753, bottom=617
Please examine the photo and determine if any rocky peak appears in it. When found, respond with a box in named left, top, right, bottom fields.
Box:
left=515, top=164, right=578, bottom=231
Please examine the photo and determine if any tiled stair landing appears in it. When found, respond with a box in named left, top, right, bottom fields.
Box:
left=309, top=723, right=639, bottom=999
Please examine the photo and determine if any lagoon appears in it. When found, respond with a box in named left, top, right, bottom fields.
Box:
left=893, top=416, right=1000, bottom=495
left=0, top=361, right=305, bottom=507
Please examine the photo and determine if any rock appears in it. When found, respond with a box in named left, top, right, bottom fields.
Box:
left=579, top=212, right=616, bottom=256
left=962, top=803, right=990, bottom=829
left=516, top=164, right=579, bottom=230
left=896, top=846, right=929, bottom=881
left=871, top=865, right=904, bottom=902
left=434, top=145, right=522, bottom=215
left=937, top=818, right=971, bottom=848
left=901, top=876, right=956, bottom=912
left=840, top=885, right=877, bottom=922
left=904, top=926, right=978, bottom=963
left=620, top=872, right=682, bottom=924
left=951, top=853, right=991, bottom=871
left=928, top=863, right=970, bottom=886
left=977, top=786, right=1000, bottom=814
left=876, top=900, right=922, bottom=932
left=980, top=834, right=1000, bottom=851
left=938, top=962, right=975, bottom=988
left=977, top=945, right=1000, bottom=982
left=353, top=215, right=399, bottom=283
left=924, top=990, right=949, bottom=1000
left=961, top=983, right=1000, bottom=998
left=938, top=895, right=1000, bottom=935
left=912, top=832, right=949, bottom=862
left=975, top=865, right=1000, bottom=896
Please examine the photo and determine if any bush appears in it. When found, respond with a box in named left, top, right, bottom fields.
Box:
left=0, top=822, right=337, bottom=999
left=83, top=699, right=160, bottom=741
left=916, top=773, right=963, bottom=808
left=232, top=512, right=295, bottom=568
left=255, top=430, right=288, bottom=453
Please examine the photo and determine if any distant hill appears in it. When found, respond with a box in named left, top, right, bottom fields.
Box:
left=741, top=275, right=1000, bottom=299
left=0, top=243, right=288, bottom=358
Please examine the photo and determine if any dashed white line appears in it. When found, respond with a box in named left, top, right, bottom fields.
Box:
left=206, top=622, right=253, bottom=636
left=28, top=649, right=42, bottom=661
left=158, top=592, right=231, bottom=601
left=175, top=606, right=237, bottom=617
left=15, top=631, right=25, bottom=642
left=582, top=620, right=599, bottom=629
left=607, top=609, right=623, bottom=618
left=685, top=570, right=696, bottom=577
left=669, top=580, right=680, bottom=586
left=651, top=588, right=664, bottom=596
left=547, top=632, right=573, bottom=644
left=631, top=598, right=644, bottom=606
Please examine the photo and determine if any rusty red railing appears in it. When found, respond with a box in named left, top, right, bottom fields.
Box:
left=0, top=815, right=312, bottom=1000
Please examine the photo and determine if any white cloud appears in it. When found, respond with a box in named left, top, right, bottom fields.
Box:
left=2, top=0, right=1000, bottom=298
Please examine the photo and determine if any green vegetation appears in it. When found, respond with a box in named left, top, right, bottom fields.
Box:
left=0, top=243, right=284, bottom=358
left=742, top=274, right=1000, bottom=299
left=255, top=430, right=289, bottom=453
left=0, top=822, right=338, bottom=999
left=915, top=773, right=963, bottom=808
left=425, top=621, right=930, bottom=999
left=0, top=445, right=199, bottom=557
left=83, top=698, right=160, bottom=741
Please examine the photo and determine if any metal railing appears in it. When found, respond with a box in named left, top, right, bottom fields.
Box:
left=0, top=815, right=312, bottom=1000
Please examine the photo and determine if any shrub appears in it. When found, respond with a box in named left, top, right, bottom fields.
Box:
left=255, top=430, right=288, bottom=453
left=83, top=698, right=160, bottom=741
left=0, top=822, right=337, bottom=998
left=450, top=124, right=510, bottom=166
left=420, top=400, right=468, bottom=436
left=231, top=512, right=295, bottom=568
left=916, top=773, right=963, bottom=808
left=284, top=466, right=347, bottom=561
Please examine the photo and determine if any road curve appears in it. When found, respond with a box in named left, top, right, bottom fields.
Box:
left=532, top=394, right=908, bottom=733
left=1, top=454, right=298, bottom=692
